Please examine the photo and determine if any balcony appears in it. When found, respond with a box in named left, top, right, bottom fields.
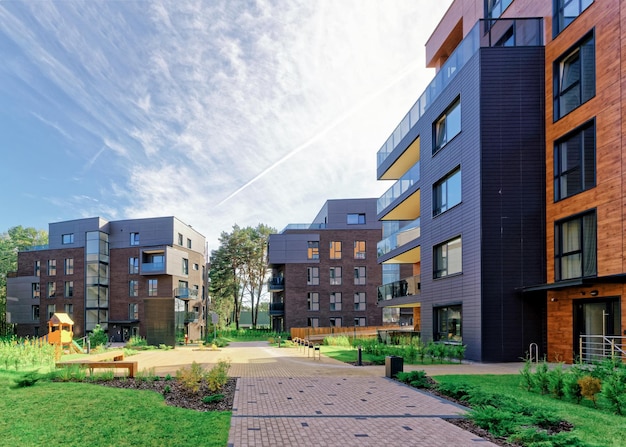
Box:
left=184, top=311, right=199, bottom=323
left=377, top=162, right=420, bottom=215
left=377, top=218, right=421, bottom=257
left=377, top=17, right=543, bottom=171
left=175, top=287, right=199, bottom=299
left=378, top=275, right=421, bottom=302
left=141, top=262, right=165, bottom=274
left=282, top=223, right=327, bottom=231
left=269, top=302, right=284, bottom=315
left=268, top=277, right=285, bottom=292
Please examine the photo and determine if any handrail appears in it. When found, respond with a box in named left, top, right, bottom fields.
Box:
left=579, top=335, right=626, bottom=363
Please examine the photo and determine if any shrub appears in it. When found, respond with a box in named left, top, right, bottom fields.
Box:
left=548, top=363, right=566, bottom=399
left=600, top=368, right=626, bottom=415
left=469, top=406, right=518, bottom=438
left=435, top=381, right=476, bottom=402
left=89, top=325, right=109, bottom=348
left=125, top=336, right=147, bottom=348
left=396, top=370, right=431, bottom=389
left=176, top=361, right=204, bottom=393
left=564, top=366, right=584, bottom=404
left=206, top=360, right=231, bottom=392
left=578, top=375, right=602, bottom=408
left=203, top=394, right=225, bottom=404
left=520, top=359, right=534, bottom=391
left=323, top=335, right=351, bottom=347
left=12, top=371, right=41, bottom=388
left=534, top=361, right=550, bottom=395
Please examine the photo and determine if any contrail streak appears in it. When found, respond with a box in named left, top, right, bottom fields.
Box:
left=217, top=60, right=426, bottom=207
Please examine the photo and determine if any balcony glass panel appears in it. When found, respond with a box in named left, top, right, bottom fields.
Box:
left=142, top=262, right=165, bottom=273
left=377, top=218, right=420, bottom=257
left=269, top=302, right=285, bottom=314
left=377, top=162, right=420, bottom=214
left=377, top=18, right=542, bottom=169
left=378, top=275, right=421, bottom=301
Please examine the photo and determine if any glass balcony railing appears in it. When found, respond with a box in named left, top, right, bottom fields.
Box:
left=377, top=218, right=421, bottom=257
left=282, top=223, right=327, bottom=231
left=175, top=287, right=199, bottom=299
left=377, top=162, right=421, bottom=214
left=184, top=311, right=199, bottom=323
left=269, top=302, right=285, bottom=315
left=141, top=262, right=165, bottom=273
left=376, top=17, right=543, bottom=169
left=378, top=275, right=421, bottom=302
left=268, top=277, right=285, bottom=291
left=23, top=244, right=49, bottom=251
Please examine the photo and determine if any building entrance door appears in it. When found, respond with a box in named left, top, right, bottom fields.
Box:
left=574, top=298, right=620, bottom=361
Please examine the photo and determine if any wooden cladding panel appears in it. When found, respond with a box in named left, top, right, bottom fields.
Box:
left=545, top=0, right=626, bottom=281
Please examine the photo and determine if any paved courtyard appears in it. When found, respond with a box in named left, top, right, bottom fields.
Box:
left=127, top=342, right=522, bottom=446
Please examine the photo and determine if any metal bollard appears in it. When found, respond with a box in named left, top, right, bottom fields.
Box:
left=357, top=345, right=362, bottom=366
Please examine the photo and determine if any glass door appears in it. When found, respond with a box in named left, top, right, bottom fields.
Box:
left=574, top=298, right=620, bottom=362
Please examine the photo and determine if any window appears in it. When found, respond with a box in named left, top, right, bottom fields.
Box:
left=178, top=233, right=183, bottom=245
left=330, top=267, right=342, bottom=285
left=330, top=292, right=342, bottom=311
left=34, top=260, right=40, bottom=277
left=554, top=33, right=595, bottom=120
left=486, top=0, right=512, bottom=19
left=32, top=305, right=40, bottom=320
left=187, top=238, right=192, bottom=249
left=554, top=0, right=593, bottom=36
left=48, top=259, right=56, bottom=276
left=148, top=279, right=158, bottom=296
left=64, top=303, right=73, bottom=317
left=307, top=317, right=319, bottom=327
left=433, top=98, right=461, bottom=153
left=329, top=317, right=342, bottom=327
left=433, top=167, right=462, bottom=216
left=128, top=257, right=138, bottom=274
left=347, top=213, right=366, bottom=225
left=307, top=241, right=319, bottom=260
left=330, top=241, right=342, bottom=259
left=129, top=303, right=139, bottom=320
left=554, top=121, right=595, bottom=201
left=32, top=283, right=40, bottom=299
left=555, top=211, right=596, bottom=281
left=47, top=304, right=55, bottom=319
left=307, top=267, right=319, bottom=285
left=62, top=233, right=74, bottom=244
left=307, top=292, right=319, bottom=311
left=47, top=282, right=56, bottom=298
left=434, top=236, right=462, bottom=279
left=434, top=305, right=462, bottom=342
left=354, top=292, right=366, bottom=311
left=354, top=241, right=366, bottom=259
left=193, top=263, right=199, bottom=271
left=129, top=280, right=139, bottom=297
left=64, top=258, right=74, bottom=275
left=64, top=281, right=73, bottom=298
left=182, top=258, right=189, bottom=275
left=354, top=267, right=366, bottom=285
left=130, top=232, right=140, bottom=246
left=354, top=317, right=366, bottom=327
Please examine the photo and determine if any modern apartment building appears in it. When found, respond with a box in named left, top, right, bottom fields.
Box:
left=6, top=217, right=207, bottom=346
left=267, top=199, right=383, bottom=332
left=376, top=0, right=622, bottom=362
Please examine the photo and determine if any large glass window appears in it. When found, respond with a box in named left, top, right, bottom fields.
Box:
left=354, top=241, right=366, bottom=259
left=130, top=232, right=140, bottom=246
left=307, top=241, right=319, bottom=260
left=307, top=292, right=319, bottom=311
left=330, top=292, right=342, bottom=311
left=62, top=233, right=74, bottom=244
left=433, top=167, right=462, bottom=216
left=47, top=282, right=56, bottom=298
left=129, top=280, right=139, bottom=297
left=330, top=267, right=342, bottom=285
left=330, top=241, right=342, bottom=259
left=34, top=260, right=40, bottom=277
left=48, top=259, right=56, bottom=276
left=129, top=303, right=139, bottom=320
left=486, top=0, right=512, bottom=19
left=182, top=258, right=189, bottom=275
left=433, top=98, right=461, bottom=153
left=32, top=305, right=40, bottom=320
left=129, top=257, right=139, bottom=274
left=47, top=304, right=55, bottom=319
left=307, top=267, right=319, bottom=285
left=347, top=213, right=366, bottom=225
left=64, top=281, right=73, bottom=298
left=64, top=303, right=73, bottom=317
left=32, top=283, right=40, bottom=299
left=354, top=266, right=366, bottom=285
left=554, top=33, right=595, bottom=120
left=555, top=211, right=596, bottom=281
left=434, top=305, right=462, bottom=342
left=433, top=237, right=462, bottom=279
left=554, top=121, right=595, bottom=201
left=354, top=292, right=366, bottom=311
left=307, top=317, right=319, bottom=327
left=554, top=0, right=593, bottom=36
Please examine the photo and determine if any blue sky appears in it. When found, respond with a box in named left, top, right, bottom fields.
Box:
left=0, top=0, right=451, bottom=250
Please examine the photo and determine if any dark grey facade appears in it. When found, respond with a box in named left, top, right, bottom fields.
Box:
left=377, top=19, right=546, bottom=361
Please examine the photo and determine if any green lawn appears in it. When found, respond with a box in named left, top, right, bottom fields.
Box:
left=321, top=345, right=454, bottom=365
left=0, top=370, right=230, bottom=447
left=435, top=374, right=626, bottom=447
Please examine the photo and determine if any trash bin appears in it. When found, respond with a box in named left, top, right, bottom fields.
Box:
left=385, top=356, right=403, bottom=378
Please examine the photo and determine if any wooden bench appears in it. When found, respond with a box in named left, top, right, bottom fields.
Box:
left=56, top=350, right=137, bottom=378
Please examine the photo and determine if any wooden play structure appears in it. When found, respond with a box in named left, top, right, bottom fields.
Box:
left=46, top=312, right=82, bottom=354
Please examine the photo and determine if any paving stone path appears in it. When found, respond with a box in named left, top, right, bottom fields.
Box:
left=128, top=341, right=522, bottom=446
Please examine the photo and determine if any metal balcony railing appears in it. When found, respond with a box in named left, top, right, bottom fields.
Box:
left=579, top=335, right=626, bottom=363
left=269, top=302, right=285, bottom=315
left=268, top=277, right=285, bottom=291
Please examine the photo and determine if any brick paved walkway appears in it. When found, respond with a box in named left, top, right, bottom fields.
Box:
left=128, top=342, right=521, bottom=446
